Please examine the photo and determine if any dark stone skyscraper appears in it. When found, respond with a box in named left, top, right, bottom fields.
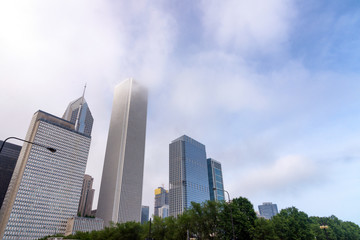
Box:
left=0, top=141, right=22, bottom=209
left=169, top=135, right=210, bottom=217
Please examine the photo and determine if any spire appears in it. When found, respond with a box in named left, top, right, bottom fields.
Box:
left=74, top=83, right=87, bottom=131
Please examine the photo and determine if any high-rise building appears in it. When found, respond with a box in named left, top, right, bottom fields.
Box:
left=154, top=187, right=168, bottom=217
left=0, top=141, right=22, bottom=209
left=258, top=202, right=278, bottom=219
left=169, top=135, right=210, bottom=217
left=97, top=79, right=148, bottom=226
left=65, top=217, right=104, bottom=236
left=141, top=206, right=149, bottom=224
left=78, top=174, right=95, bottom=217
left=63, top=94, right=93, bottom=136
left=0, top=96, right=93, bottom=239
left=207, top=158, right=225, bottom=201
left=159, top=205, right=169, bottom=218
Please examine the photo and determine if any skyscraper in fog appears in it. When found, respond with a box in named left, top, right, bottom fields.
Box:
left=258, top=202, right=278, bottom=219
left=207, top=158, right=225, bottom=201
left=154, top=187, right=168, bottom=217
left=78, top=174, right=95, bottom=217
left=97, top=79, right=148, bottom=225
left=169, top=135, right=210, bottom=217
left=0, top=96, right=93, bottom=240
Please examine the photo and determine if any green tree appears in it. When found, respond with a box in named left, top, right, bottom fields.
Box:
left=272, top=207, right=314, bottom=240
left=251, top=218, right=278, bottom=240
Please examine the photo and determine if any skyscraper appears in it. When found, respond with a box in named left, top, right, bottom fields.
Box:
left=141, top=206, right=149, bottom=224
left=0, top=97, right=93, bottom=239
left=169, top=135, right=210, bottom=217
left=78, top=174, right=95, bottom=217
left=63, top=90, right=93, bottom=136
left=207, top=158, right=225, bottom=201
left=154, top=187, right=168, bottom=217
left=0, top=141, right=22, bottom=209
left=97, top=79, right=148, bottom=225
left=258, top=202, right=278, bottom=219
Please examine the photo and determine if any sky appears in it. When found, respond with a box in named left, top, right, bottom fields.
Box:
left=1, top=0, right=360, bottom=225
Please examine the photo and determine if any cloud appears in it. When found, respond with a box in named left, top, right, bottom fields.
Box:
left=200, top=0, right=296, bottom=54
left=233, top=155, right=317, bottom=195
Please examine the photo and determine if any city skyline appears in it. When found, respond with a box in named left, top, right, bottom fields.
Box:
left=0, top=0, right=359, bottom=226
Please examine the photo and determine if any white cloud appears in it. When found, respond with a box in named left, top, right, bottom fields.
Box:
left=200, top=0, right=296, bottom=54
left=234, top=155, right=317, bottom=195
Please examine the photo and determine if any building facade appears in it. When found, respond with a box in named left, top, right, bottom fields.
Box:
left=169, top=135, right=210, bottom=217
left=97, top=79, right=148, bottom=225
left=0, top=141, right=22, bottom=209
left=78, top=174, right=95, bottom=217
left=0, top=97, right=93, bottom=239
left=154, top=187, right=168, bottom=217
left=159, top=205, right=169, bottom=218
left=207, top=158, right=225, bottom=201
left=65, top=217, right=104, bottom=236
left=258, top=202, right=278, bottom=219
left=141, top=206, right=149, bottom=224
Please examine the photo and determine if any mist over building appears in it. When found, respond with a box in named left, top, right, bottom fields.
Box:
left=0, top=95, right=93, bottom=239
left=97, top=79, right=148, bottom=225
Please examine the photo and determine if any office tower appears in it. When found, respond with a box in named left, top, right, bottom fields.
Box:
left=65, top=217, right=104, bottom=236
left=258, top=202, right=278, bottom=219
left=63, top=90, right=94, bottom=136
left=159, top=205, right=169, bottom=218
left=141, top=206, right=149, bottom=224
left=0, top=96, right=93, bottom=239
left=154, top=187, right=169, bottom=217
left=78, top=174, right=95, bottom=217
left=0, top=141, right=22, bottom=209
left=97, top=79, right=148, bottom=225
left=169, top=135, right=210, bottom=217
left=207, top=158, right=225, bottom=201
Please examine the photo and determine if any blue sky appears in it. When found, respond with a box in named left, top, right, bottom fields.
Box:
left=0, top=0, right=359, bottom=224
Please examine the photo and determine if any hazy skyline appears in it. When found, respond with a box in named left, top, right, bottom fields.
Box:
left=0, top=1, right=359, bottom=225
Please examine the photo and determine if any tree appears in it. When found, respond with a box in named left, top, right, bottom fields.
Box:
left=272, top=207, right=314, bottom=240
left=251, top=218, right=278, bottom=240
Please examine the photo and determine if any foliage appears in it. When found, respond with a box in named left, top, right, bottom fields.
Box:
left=42, top=198, right=359, bottom=240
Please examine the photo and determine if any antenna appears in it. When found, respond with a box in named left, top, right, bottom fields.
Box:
left=74, top=83, right=87, bottom=131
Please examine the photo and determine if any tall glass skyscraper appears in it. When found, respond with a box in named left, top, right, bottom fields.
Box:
left=207, top=158, right=225, bottom=201
left=97, top=79, right=148, bottom=225
left=0, top=98, right=93, bottom=239
left=169, top=135, right=210, bottom=217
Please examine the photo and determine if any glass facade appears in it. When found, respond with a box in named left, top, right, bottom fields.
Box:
left=169, top=135, right=210, bottom=217
left=258, top=202, right=278, bottom=219
left=154, top=187, right=168, bottom=217
left=207, top=158, right=225, bottom=201
left=0, top=109, right=92, bottom=240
